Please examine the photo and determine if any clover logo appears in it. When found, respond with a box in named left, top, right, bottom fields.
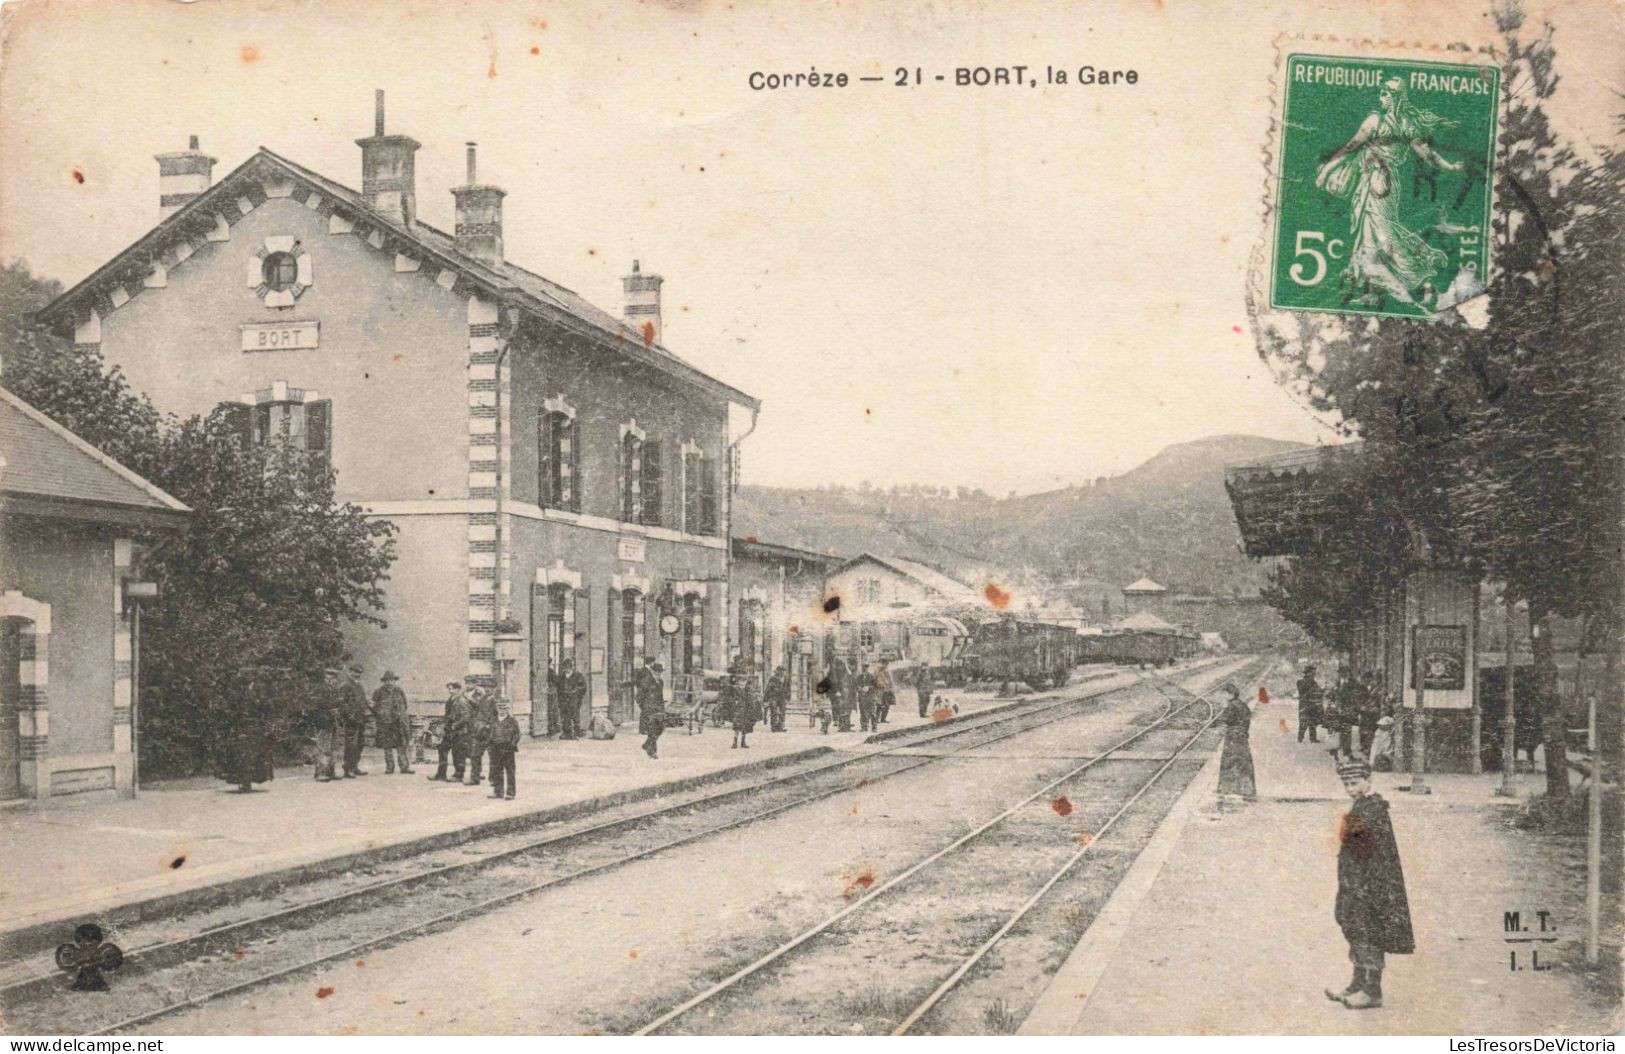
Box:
left=56, top=923, right=123, bottom=991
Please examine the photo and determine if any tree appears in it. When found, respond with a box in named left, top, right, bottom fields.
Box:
left=1248, top=7, right=1623, bottom=795
left=1, top=259, right=398, bottom=777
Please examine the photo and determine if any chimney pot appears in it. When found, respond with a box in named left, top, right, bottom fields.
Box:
left=622, top=262, right=664, bottom=347
left=451, top=143, right=505, bottom=266
left=356, top=89, right=420, bottom=226
left=155, top=135, right=216, bottom=220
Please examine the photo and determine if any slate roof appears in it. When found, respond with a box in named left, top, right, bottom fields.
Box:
left=837, top=553, right=980, bottom=602
left=1117, top=610, right=1177, bottom=631
left=39, top=148, right=757, bottom=411
left=0, top=388, right=188, bottom=524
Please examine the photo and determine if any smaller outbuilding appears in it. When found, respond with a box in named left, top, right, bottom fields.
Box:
left=0, top=389, right=189, bottom=801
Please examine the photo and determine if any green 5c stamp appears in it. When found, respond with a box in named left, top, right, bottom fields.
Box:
left=1270, top=53, right=1500, bottom=321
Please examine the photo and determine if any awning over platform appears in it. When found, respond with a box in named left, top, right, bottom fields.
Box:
left=1223, top=442, right=1363, bottom=557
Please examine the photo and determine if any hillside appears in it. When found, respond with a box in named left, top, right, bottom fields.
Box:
left=735, top=434, right=1306, bottom=602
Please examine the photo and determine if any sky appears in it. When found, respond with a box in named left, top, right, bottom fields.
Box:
left=1, top=0, right=1620, bottom=493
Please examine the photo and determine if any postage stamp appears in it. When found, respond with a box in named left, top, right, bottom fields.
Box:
left=1269, top=53, right=1501, bottom=321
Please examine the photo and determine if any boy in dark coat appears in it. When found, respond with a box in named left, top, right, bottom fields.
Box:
left=1327, top=753, right=1414, bottom=1009
left=487, top=699, right=521, bottom=799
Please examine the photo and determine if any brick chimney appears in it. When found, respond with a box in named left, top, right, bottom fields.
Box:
left=622, top=261, right=663, bottom=346
left=450, top=142, right=505, bottom=267
left=355, top=90, right=420, bottom=226
left=154, top=135, right=216, bottom=219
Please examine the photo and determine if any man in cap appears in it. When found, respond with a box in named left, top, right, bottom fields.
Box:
left=313, top=667, right=342, bottom=782
left=487, top=695, right=522, bottom=799
left=557, top=658, right=587, bottom=740
left=636, top=659, right=667, bottom=758
left=1297, top=663, right=1325, bottom=743
left=339, top=663, right=370, bottom=777
left=1326, top=753, right=1414, bottom=1009
left=465, top=684, right=498, bottom=786
left=429, top=680, right=470, bottom=782
left=371, top=671, right=413, bottom=774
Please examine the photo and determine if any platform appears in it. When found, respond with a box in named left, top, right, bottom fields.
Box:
left=1022, top=679, right=1619, bottom=1035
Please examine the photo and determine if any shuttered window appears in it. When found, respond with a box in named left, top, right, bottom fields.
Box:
left=700, top=457, right=719, bottom=536
left=641, top=440, right=662, bottom=527
left=683, top=451, right=703, bottom=533
left=226, top=399, right=331, bottom=472
left=538, top=411, right=580, bottom=512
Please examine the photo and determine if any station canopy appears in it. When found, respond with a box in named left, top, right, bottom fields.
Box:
left=1224, top=443, right=1363, bottom=558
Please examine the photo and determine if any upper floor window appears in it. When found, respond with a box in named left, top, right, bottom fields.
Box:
left=538, top=409, right=580, bottom=512
left=219, top=395, right=332, bottom=473
left=621, top=427, right=663, bottom=527
left=683, top=448, right=719, bottom=536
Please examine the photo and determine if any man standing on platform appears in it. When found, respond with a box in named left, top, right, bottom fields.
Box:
left=1326, top=753, right=1414, bottom=1010
left=465, top=684, right=497, bottom=786
left=637, top=660, right=667, bottom=758
left=764, top=665, right=790, bottom=732
left=916, top=668, right=935, bottom=719
left=371, top=671, right=413, bottom=775
left=487, top=697, right=521, bottom=800
left=339, top=663, right=370, bottom=777
left=429, top=680, right=470, bottom=782
left=1297, top=664, right=1325, bottom=743
left=313, top=667, right=342, bottom=783
left=557, top=658, right=587, bottom=740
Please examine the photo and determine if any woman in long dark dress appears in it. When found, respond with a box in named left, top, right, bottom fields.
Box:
left=1217, top=682, right=1256, bottom=800
left=730, top=670, right=761, bottom=749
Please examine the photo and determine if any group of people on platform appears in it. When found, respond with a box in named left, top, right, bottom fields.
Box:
left=808, top=655, right=936, bottom=735
left=1295, top=664, right=1397, bottom=771
left=218, top=650, right=947, bottom=792
left=427, top=678, right=523, bottom=798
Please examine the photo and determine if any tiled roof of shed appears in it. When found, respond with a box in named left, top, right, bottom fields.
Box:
left=0, top=388, right=188, bottom=517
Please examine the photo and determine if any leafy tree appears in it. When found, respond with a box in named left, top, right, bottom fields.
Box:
left=1, top=258, right=397, bottom=778
left=1247, top=7, right=1623, bottom=794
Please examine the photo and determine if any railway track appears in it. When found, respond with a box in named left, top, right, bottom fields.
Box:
left=631, top=657, right=1271, bottom=1036
left=0, top=657, right=1248, bottom=1036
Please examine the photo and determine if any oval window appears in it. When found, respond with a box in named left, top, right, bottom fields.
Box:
left=262, top=251, right=299, bottom=291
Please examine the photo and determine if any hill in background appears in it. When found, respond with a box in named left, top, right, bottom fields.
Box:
left=735, top=433, right=1307, bottom=608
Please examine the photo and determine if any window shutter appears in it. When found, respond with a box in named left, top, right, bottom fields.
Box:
left=700, top=457, right=719, bottom=536
left=305, top=400, right=332, bottom=472
left=565, top=417, right=580, bottom=512
left=538, top=414, right=556, bottom=507
left=219, top=402, right=253, bottom=450
left=641, top=441, right=662, bottom=527
left=622, top=435, right=641, bottom=523
left=684, top=452, right=701, bottom=533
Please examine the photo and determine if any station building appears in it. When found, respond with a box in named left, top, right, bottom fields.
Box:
left=37, top=94, right=758, bottom=735
left=0, top=389, right=189, bottom=800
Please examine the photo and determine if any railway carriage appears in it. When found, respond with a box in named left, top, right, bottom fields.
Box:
left=963, top=617, right=1080, bottom=690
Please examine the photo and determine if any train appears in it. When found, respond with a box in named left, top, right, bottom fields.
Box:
left=961, top=617, right=1081, bottom=690
left=1077, top=626, right=1202, bottom=667
left=819, top=611, right=1202, bottom=692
